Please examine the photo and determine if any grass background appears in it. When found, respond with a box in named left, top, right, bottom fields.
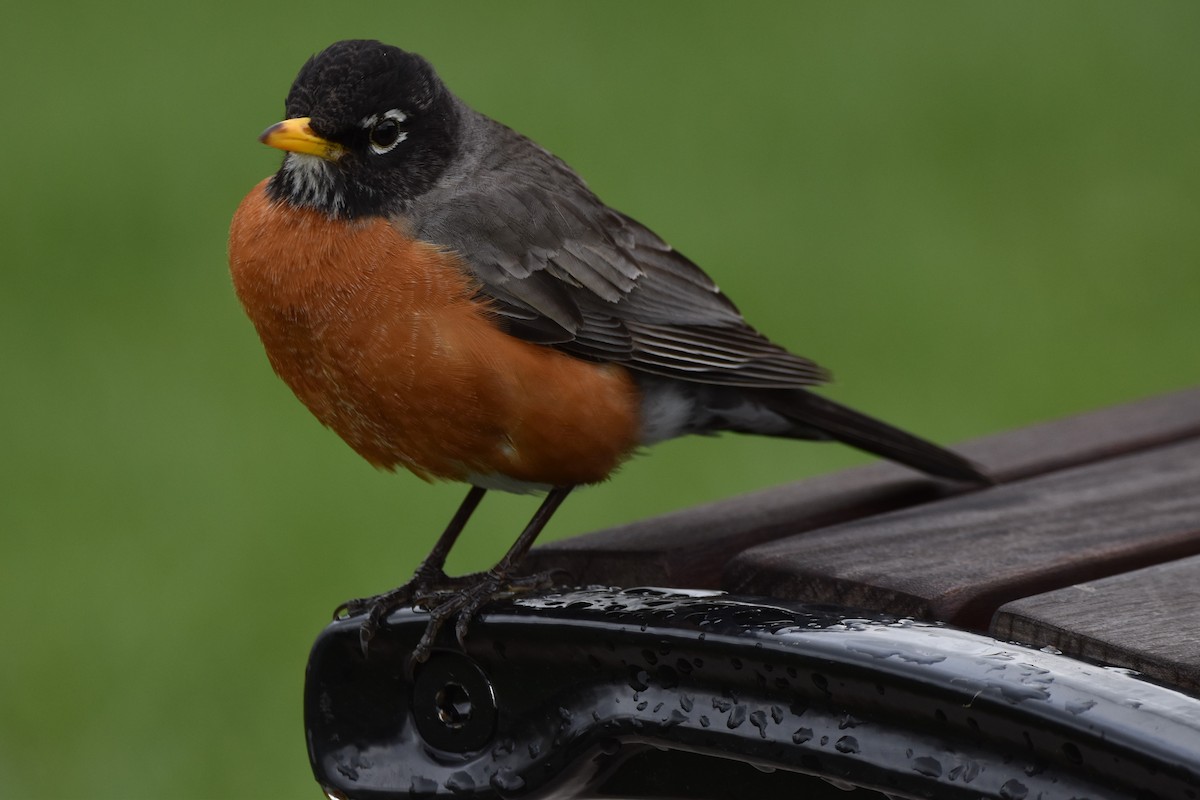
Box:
left=2, top=2, right=1198, bottom=797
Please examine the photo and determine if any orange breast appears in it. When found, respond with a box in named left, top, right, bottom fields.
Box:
left=228, top=180, right=642, bottom=487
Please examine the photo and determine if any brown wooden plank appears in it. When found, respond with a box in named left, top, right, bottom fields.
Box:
left=992, top=556, right=1200, bottom=695
left=724, top=437, right=1200, bottom=631
left=526, top=386, right=1200, bottom=588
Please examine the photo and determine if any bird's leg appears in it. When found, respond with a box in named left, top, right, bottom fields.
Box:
left=406, top=485, right=489, bottom=585
left=411, top=485, right=574, bottom=664
left=334, top=486, right=487, bottom=651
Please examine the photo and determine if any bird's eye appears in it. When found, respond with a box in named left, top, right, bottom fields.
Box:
left=367, top=110, right=408, bottom=155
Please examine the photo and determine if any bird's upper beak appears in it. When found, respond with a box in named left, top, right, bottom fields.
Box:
left=259, top=117, right=345, bottom=161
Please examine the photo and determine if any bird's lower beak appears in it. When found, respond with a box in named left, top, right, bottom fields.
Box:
left=259, top=117, right=345, bottom=161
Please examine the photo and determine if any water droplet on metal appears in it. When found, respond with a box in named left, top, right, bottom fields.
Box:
left=821, top=776, right=858, bottom=792
left=912, top=756, right=942, bottom=777
left=749, top=709, right=769, bottom=738
left=409, top=777, right=438, bottom=795
left=1066, top=699, right=1096, bottom=715
left=1103, top=665, right=1140, bottom=677
left=999, top=778, right=1029, bottom=799
left=792, top=727, right=813, bottom=744
left=835, top=735, right=859, bottom=754
left=727, top=705, right=747, bottom=729
left=490, top=768, right=525, bottom=792
left=838, top=713, right=863, bottom=730
left=948, top=758, right=982, bottom=783
left=444, top=771, right=474, bottom=792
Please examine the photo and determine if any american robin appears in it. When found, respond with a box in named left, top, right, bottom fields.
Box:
left=228, top=39, right=989, bottom=660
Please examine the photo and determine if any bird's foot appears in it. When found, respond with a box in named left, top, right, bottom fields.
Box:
left=408, top=569, right=558, bottom=664
left=334, top=567, right=562, bottom=665
left=333, top=564, right=465, bottom=655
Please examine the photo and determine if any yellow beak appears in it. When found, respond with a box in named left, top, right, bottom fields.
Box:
left=259, top=117, right=345, bottom=161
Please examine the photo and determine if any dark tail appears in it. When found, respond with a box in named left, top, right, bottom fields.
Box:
left=761, top=389, right=992, bottom=485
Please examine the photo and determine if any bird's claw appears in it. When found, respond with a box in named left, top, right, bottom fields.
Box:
left=408, top=569, right=561, bottom=663
left=335, top=568, right=562, bottom=665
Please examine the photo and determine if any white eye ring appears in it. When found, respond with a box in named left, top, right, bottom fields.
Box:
left=364, top=109, right=409, bottom=155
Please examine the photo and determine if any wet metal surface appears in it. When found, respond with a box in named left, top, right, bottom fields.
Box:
left=305, top=588, right=1200, bottom=798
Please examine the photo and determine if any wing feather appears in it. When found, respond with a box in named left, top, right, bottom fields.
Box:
left=409, top=117, right=829, bottom=389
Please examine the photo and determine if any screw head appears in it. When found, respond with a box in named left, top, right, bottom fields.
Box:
left=412, top=652, right=497, bottom=752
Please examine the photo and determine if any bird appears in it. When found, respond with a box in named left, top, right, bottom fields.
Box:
left=228, top=39, right=990, bottom=661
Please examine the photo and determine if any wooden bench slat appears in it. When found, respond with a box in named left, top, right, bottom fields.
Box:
left=527, top=387, right=1200, bottom=588
left=724, top=437, right=1200, bottom=631
left=992, top=556, right=1200, bottom=695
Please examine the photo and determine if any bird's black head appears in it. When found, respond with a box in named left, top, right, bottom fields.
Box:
left=263, top=40, right=461, bottom=218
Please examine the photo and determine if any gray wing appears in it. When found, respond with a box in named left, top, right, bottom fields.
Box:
left=409, top=120, right=829, bottom=389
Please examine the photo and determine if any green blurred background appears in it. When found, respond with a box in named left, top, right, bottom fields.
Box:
left=2, top=2, right=1198, bottom=797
